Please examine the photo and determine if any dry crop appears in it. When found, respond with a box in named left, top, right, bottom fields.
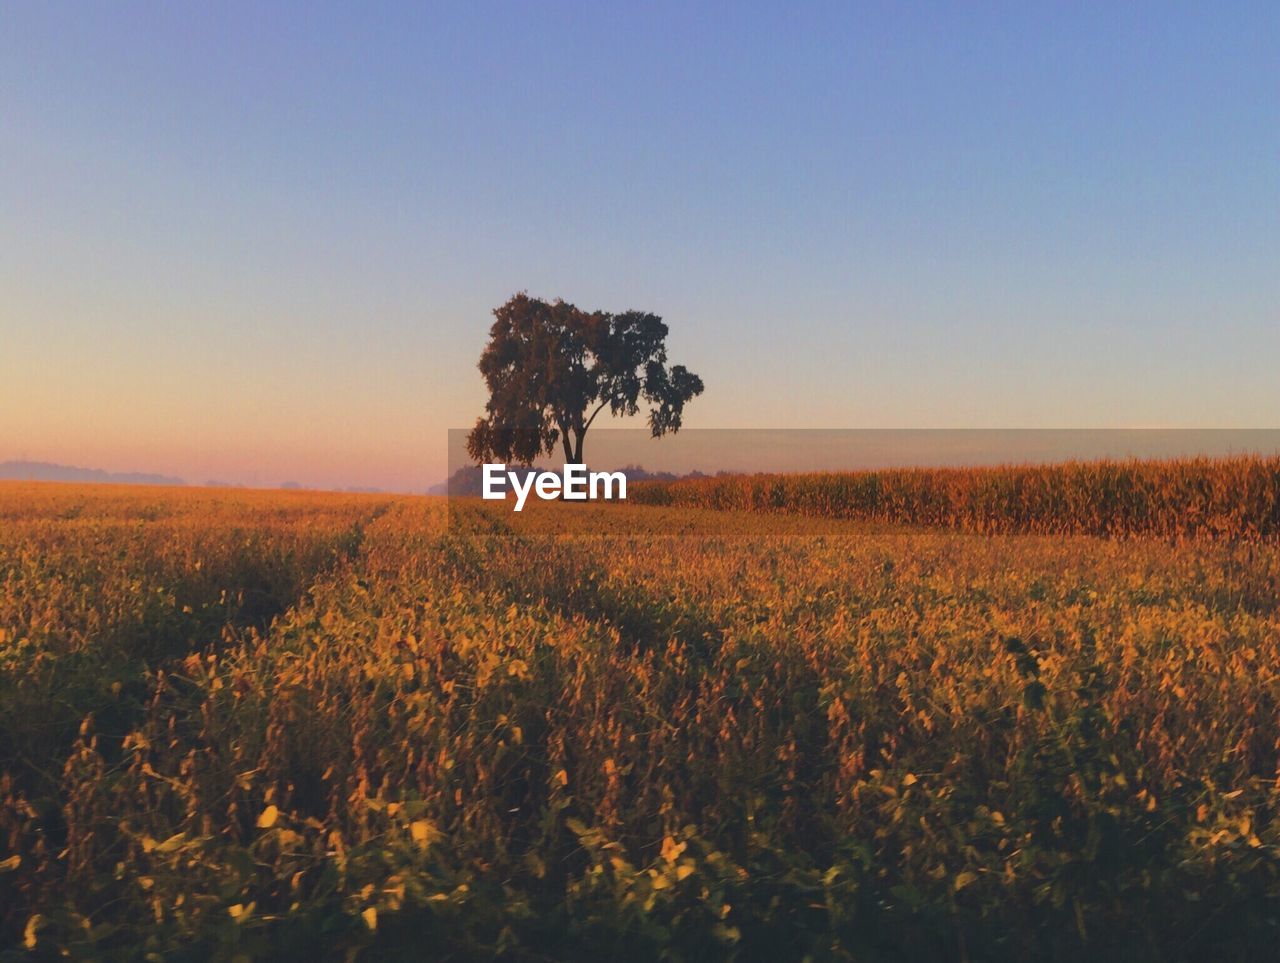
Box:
left=2, top=479, right=1278, bottom=959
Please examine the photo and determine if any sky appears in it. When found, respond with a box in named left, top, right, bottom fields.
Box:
left=2, top=1, right=1277, bottom=491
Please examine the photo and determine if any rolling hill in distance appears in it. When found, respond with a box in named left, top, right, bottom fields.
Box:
left=0, top=460, right=186, bottom=487
left=0, top=462, right=390, bottom=493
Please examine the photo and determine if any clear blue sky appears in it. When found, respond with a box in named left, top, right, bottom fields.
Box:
left=2, top=2, right=1277, bottom=489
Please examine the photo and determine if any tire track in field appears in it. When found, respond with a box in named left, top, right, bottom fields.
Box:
left=435, top=503, right=726, bottom=657
left=433, top=503, right=842, bottom=855
left=0, top=499, right=397, bottom=800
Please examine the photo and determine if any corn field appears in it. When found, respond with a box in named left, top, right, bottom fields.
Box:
left=631, top=455, right=1280, bottom=542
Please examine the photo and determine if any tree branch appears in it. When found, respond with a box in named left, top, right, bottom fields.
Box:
left=583, top=398, right=611, bottom=434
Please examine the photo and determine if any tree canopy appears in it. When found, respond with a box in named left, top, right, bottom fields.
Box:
left=466, top=294, right=704, bottom=465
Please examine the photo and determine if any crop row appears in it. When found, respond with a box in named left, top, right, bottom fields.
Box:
left=630, top=455, right=1280, bottom=542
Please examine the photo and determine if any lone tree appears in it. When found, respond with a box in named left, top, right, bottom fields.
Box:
left=467, top=294, right=704, bottom=465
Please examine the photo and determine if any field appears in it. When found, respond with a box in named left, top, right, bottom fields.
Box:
left=631, top=455, right=1280, bottom=542
left=2, top=475, right=1280, bottom=960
